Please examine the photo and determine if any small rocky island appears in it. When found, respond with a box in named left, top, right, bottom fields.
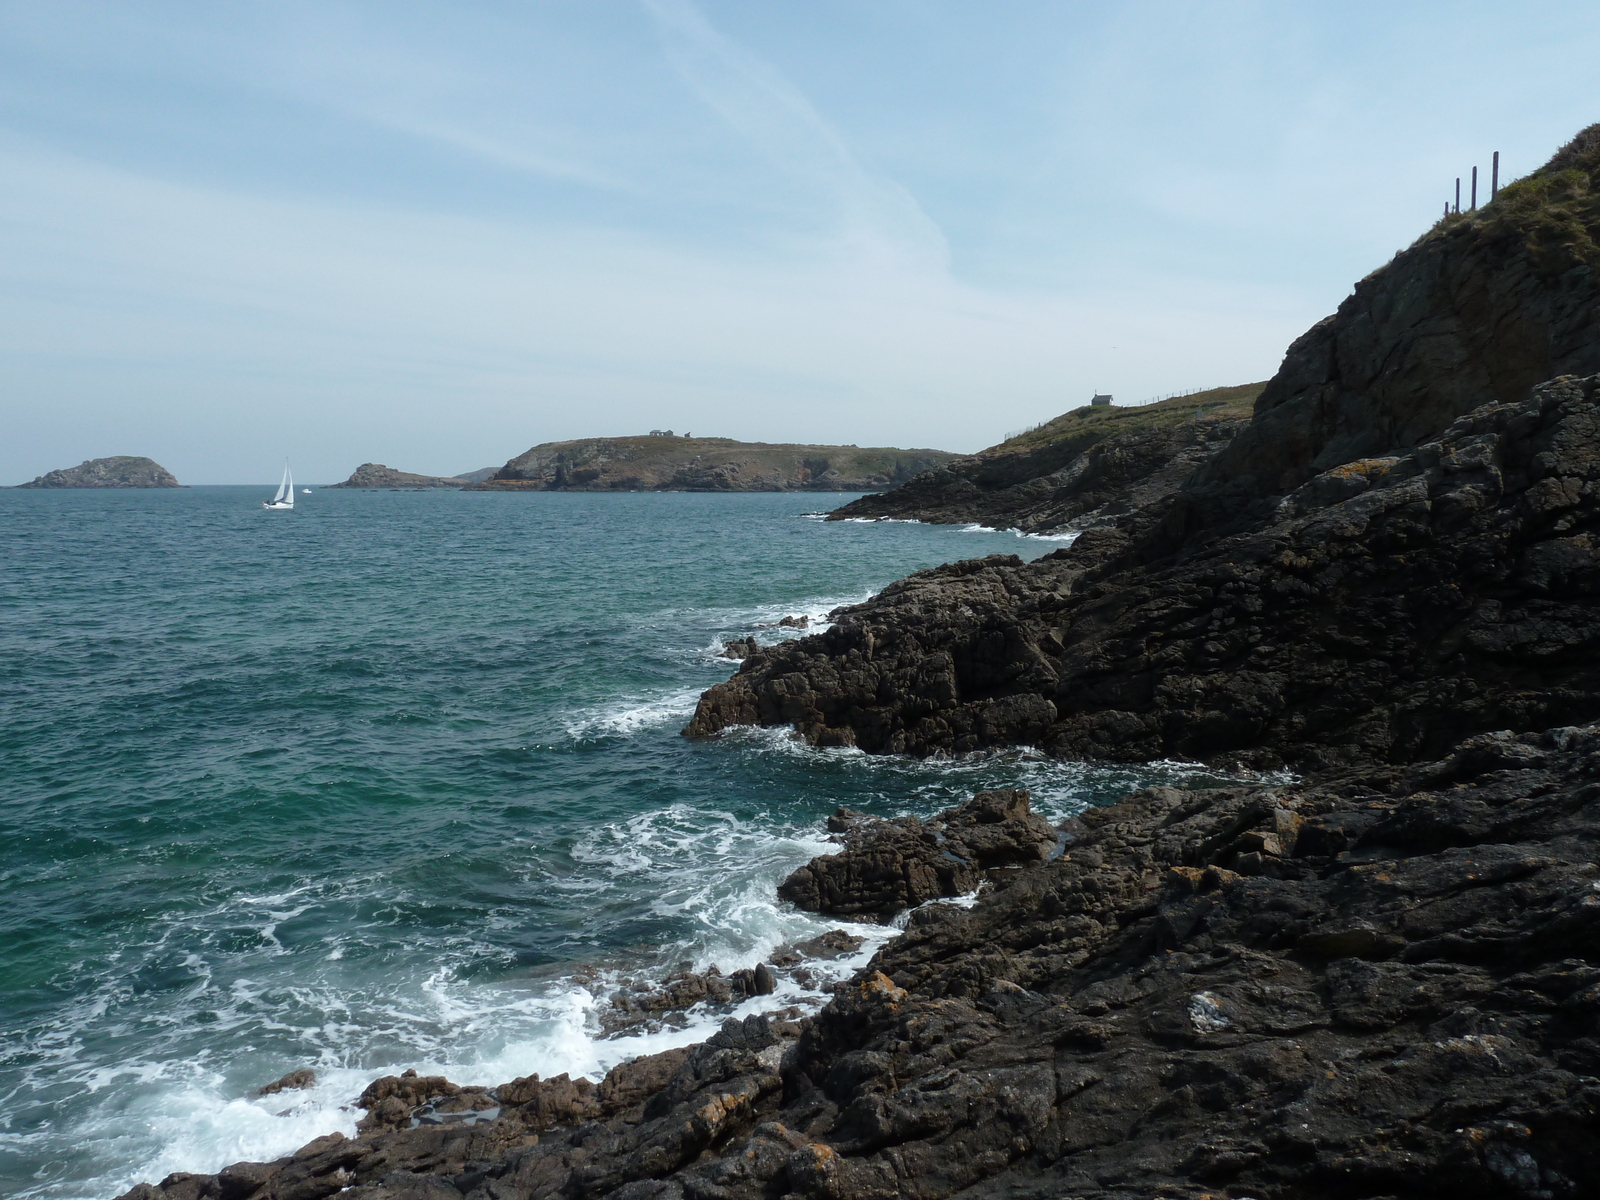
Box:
left=326, top=463, right=473, bottom=489
left=465, top=434, right=957, bottom=492
left=16, top=456, right=180, bottom=488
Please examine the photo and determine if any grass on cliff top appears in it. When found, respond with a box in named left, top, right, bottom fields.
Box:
left=1421, top=123, right=1600, bottom=277
left=979, top=382, right=1267, bottom=458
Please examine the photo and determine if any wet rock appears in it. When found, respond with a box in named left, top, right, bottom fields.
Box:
left=256, top=1069, right=316, bottom=1096
left=720, top=636, right=758, bottom=659
left=792, top=929, right=866, bottom=959
left=778, top=789, right=1057, bottom=917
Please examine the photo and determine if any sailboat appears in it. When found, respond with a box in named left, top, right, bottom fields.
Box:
left=263, top=464, right=295, bottom=510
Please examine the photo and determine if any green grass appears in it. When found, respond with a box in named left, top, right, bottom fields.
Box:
left=1421, top=124, right=1600, bottom=278
left=979, top=382, right=1267, bottom=457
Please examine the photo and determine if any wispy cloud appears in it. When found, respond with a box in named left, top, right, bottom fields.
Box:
left=640, top=0, right=949, bottom=274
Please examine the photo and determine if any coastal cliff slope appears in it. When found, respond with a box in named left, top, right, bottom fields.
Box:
left=827, top=383, right=1264, bottom=533
left=686, top=125, right=1600, bottom=772
left=16, top=456, right=179, bottom=488
left=1167, top=123, right=1600, bottom=551
left=327, top=463, right=464, bottom=488
left=466, top=435, right=956, bottom=492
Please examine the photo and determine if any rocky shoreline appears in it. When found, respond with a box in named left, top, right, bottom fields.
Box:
left=117, top=735, right=1600, bottom=1199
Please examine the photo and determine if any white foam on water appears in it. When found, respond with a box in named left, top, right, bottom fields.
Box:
left=560, top=684, right=708, bottom=740
left=955, top=522, right=1081, bottom=544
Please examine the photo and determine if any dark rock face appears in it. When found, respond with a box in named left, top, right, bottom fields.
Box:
left=1172, top=125, right=1600, bottom=549
left=688, top=375, right=1600, bottom=770
left=17, top=456, right=179, bottom=488
left=828, top=384, right=1261, bottom=534
left=686, top=129, right=1600, bottom=769
left=327, top=464, right=462, bottom=488
left=777, top=789, right=1058, bottom=917
left=116, top=728, right=1600, bottom=1199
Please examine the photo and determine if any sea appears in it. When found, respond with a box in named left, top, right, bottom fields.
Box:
left=0, top=486, right=1226, bottom=1199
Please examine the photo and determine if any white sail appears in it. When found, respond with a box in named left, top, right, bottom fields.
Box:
left=272, top=466, right=289, bottom=504
left=285, top=466, right=294, bottom=508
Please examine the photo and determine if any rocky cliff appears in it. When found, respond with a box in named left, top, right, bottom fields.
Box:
left=465, top=436, right=957, bottom=493
left=686, top=126, right=1600, bottom=772
left=327, top=463, right=464, bottom=488
left=16, top=456, right=180, bottom=488
left=827, top=384, right=1263, bottom=533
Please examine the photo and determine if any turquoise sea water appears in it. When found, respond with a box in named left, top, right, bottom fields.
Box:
left=0, top=487, right=1220, bottom=1199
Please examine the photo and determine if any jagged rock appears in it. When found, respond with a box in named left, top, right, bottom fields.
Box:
left=720, top=637, right=758, bottom=659
left=778, top=789, right=1057, bottom=917
left=688, top=373, right=1600, bottom=771
left=111, top=724, right=1600, bottom=1200
left=256, top=1069, right=315, bottom=1096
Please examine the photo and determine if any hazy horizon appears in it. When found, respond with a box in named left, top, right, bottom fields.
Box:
left=3, top=1, right=1597, bottom=484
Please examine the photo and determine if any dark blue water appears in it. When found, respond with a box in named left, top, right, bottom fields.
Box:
left=0, top=487, right=1218, bottom=1198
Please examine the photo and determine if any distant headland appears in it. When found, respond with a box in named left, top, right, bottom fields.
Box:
left=461, top=433, right=957, bottom=492
left=325, top=463, right=482, bottom=489
left=15, top=456, right=181, bottom=488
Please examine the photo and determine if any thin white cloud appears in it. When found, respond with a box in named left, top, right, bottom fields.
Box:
left=640, top=0, right=950, bottom=274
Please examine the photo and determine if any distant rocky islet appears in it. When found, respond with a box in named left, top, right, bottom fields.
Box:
left=16, top=456, right=181, bottom=488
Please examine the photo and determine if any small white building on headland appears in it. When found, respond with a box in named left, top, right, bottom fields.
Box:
left=1090, top=394, right=1114, bottom=407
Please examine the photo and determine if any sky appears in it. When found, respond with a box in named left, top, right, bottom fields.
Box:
left=2, top=2, right=1598, bottom=484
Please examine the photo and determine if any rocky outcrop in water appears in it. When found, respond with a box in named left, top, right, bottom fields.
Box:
left=465, top=436, right=956, bottom=493
left=117, top=729, right=1600, bottom=1199
left=16, top=456, right=180, bottom=488
left=686, top=374, right=1600, bottom=770
left=827, top=384, right=1262, bottom=534
left=327, top=464, right=464, bottom=488
left=776, top=788, right=1058, bottom=917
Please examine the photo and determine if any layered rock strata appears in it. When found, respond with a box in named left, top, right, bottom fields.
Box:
left=686, top=375, right=1600, bottom=770
left=118, top=730, right=1600, bottom=1199
left=687, top=128, right=1600, bottom=769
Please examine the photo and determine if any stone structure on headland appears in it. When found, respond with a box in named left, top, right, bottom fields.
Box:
left=16, top=456, right=180, bottom=488
left=117, top=124, right=1600, bottom=1200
